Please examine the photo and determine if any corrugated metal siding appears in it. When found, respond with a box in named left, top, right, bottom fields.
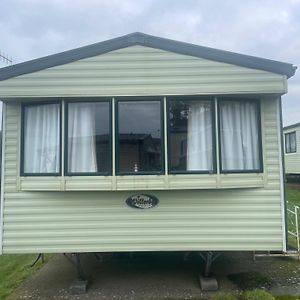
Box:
left=0, top=46, right=286, bottom=97
left=284, top=126, right=300, bottom=174
left=1, top=98, right=284, bottom=253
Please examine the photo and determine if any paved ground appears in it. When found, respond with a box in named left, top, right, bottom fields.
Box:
left=8, top=251, right=300, bottom=300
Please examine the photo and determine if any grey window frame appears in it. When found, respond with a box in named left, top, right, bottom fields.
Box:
left=64, top=98, right=112, bottom=176
left=167, top=96, right=217, bottom=175
left=20, top=100, right=62, bottom=177
left=217, top=97, right=264, bottom=174
left=115, top=97, right=165, bottom=176
left=285, top=131, right=297, bottom=154
left=20, top=96, right=265, bottom=178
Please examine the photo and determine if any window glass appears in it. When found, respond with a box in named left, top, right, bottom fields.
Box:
left=285, top=132, right=296, bottom=153
left=23, top=103, right=60, bottom=174
left=169, top=100, right=213, bottom=172
left=67, top=101, right=110, bottom=174
left=219, top=100, right=261, bottom=172
left=291, top=132, right=297, bottom=152
left=285, top=133, right=290, bottom=153
left=117, top=100, right=162, bottom=174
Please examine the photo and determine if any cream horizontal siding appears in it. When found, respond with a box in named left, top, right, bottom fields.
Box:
left=1, top=98, right=284, bottom=253
left=3, top=189, right=282, bottom=254
left=284, top=126, right=300, bottom=174
left=0, top=46, right=286, bottom=98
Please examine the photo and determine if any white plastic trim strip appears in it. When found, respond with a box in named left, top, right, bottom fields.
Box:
left=0, top=102, right=6, bottom=254
left=277, top=97, right=286, bottom=252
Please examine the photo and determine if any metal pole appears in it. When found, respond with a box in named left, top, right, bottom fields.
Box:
left=295, top=206, right=299, bottom=252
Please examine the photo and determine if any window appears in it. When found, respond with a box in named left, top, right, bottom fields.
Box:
left=219, top=100, right=262, bottom=172
left=116, top=100, right=163, bottom=174
left=22, top=103, right=61, bottom=175
left=66, top=101, right=111, bottom=175
left=285, top=131, right=297, bottom=153
left=168, top=99, right=214, bottom=173
left=21, top=97, right=263, bottom=177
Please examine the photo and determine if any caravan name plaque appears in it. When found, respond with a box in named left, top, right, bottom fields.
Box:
left=126, top=194, right=159, bottom=209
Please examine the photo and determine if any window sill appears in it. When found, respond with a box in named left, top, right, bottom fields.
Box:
left=19, top=173, right=265, bottom=191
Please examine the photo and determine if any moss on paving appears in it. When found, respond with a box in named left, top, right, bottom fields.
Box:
left=228, top=271, right=273, bottom=290
left=275, top=296, right=300, bottom=300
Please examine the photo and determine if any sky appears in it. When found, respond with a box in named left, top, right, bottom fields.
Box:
left=0, top=0, right=299, bottom=126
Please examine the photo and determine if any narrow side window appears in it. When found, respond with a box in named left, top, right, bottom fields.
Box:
left=22, top=103, right=61, bottom=175
left=219, top=100, right=262, bottom=173
left=285, top=131, right=296, bottom=153
left=168, top=99, right=214, bottom=173
left=66, top=101, right=111, bottom=175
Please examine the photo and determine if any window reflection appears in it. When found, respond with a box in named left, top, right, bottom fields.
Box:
left=117, top=101, right=162, bottom=174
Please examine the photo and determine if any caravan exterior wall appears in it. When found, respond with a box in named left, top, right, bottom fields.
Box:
left=0, top=34, right=295, bottom=254
left=1, top=97, right=285, bottom=254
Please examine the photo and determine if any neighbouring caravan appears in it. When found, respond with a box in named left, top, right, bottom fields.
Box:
left=283, top=122, right=300, bottom=176
left=0, top=33, right=297, bottom=276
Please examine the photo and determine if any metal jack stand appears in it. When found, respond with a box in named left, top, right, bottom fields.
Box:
left=198, top=251, right=220, bottom=291
left=69, top=253, right=89, bottom=294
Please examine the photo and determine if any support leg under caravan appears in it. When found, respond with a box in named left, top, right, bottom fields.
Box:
left=69, top=253, right=89, bottom=294
left=198, top=252, right=221, bottom=291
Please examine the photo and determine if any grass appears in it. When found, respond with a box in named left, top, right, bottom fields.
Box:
left=0, top=254, right=52, bottom=300
left=286, top=184, right=300, bottom=249
left=287, top=185, right=300, bottom=207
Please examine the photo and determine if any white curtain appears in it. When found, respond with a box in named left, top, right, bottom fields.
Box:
left=68, top=102, right=97, bottom=173
left=24, top=104, right=60, bottom=173
left=220, top=101, right=259, bottom=171
left=187, top=102, right=213, bottom=171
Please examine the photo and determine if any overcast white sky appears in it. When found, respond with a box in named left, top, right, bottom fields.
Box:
left=0, top=0, right=299, bottom=126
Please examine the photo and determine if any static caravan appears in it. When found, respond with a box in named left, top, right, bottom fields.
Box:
left=283, top=122, right=300, bottom=176
left=0, top=33, right=297, bottom=280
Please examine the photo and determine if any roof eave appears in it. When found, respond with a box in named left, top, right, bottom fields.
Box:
left=283, top=122, right=300, bottom=131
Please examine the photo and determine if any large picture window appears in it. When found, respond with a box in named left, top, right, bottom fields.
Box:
left=219, top=100, right=262, bottom=172
left=22, top=103, right=61, bottom=175
left=21, top=97, right=263, bottom=177
left=66, top=101, right=111, bottom=175
left=116, top=100, right=163, bottom=174
left=285, top=132, right=296, bottom=154
left=168, top=99, right=214, bottom=173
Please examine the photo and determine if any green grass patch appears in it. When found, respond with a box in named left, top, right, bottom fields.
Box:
left=287, top=185, right=300, bottom=207
left=286, top=185, right=300, bottom=249
left=0, top=254, right=52, bottom=300
left=228, top=271, right=273, bottom=290
left=241, top=289, right=275, bottom=300
left=210, top=292, right=238, bottom=300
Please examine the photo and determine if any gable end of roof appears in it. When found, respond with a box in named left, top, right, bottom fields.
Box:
left=0, top=32, right=297, bottom=81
